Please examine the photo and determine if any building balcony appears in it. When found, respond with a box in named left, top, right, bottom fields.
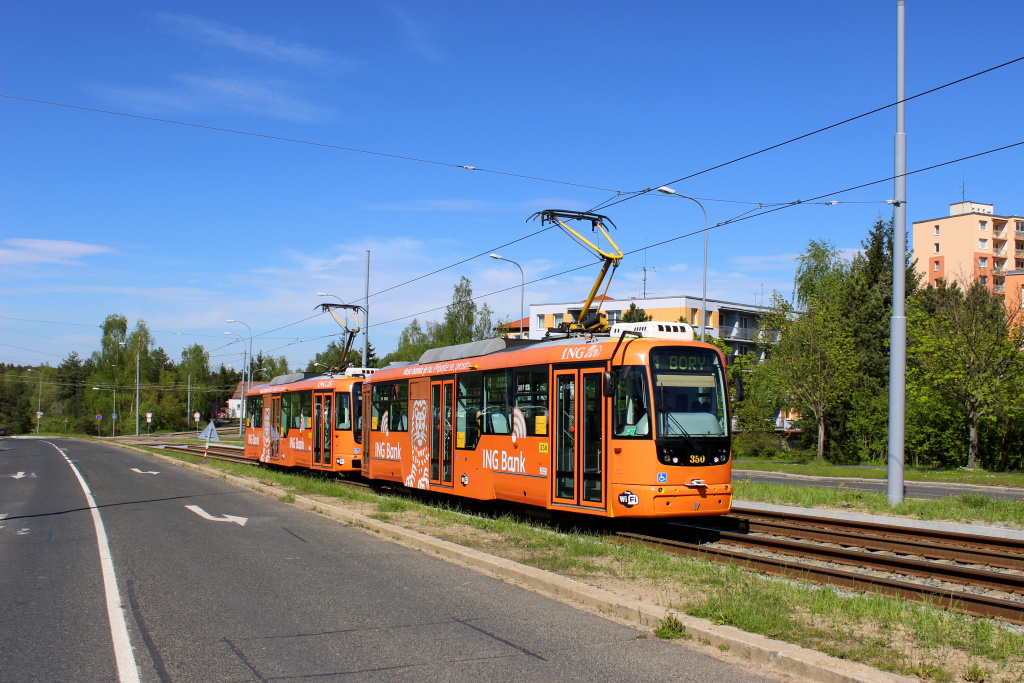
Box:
left=994, top=285, right=1005, bottom=293
left=994, top=249, right=1006, bottom=257
left=1017, top=230, right=1024, bottom=239
left=993, top=267, right=1006, bottom=275
left=718, top=326, right=757, bottom=341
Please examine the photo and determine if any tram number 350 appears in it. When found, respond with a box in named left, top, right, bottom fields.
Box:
left=689, top=454, right=706, bottom=464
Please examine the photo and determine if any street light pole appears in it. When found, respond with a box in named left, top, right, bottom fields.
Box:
left=92, top=386, right=115, bottom=437
left=657, top=187, right=710, bottom=341
left=227, top=319, right=253, bottom=433
left=490, top=254, right=525, bottom=339
left=28, top=368, right=42, bottom=433
left=225, top=331, right=247, bottom=436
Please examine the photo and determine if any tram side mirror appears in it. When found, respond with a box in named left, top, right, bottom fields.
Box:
left=603, top=371, right=616, bottom=397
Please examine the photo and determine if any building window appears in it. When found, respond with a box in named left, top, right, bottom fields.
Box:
left=934, top=225, right=940, bottom=235
left=1016, top=221, right=1023, bottom=231
left=1017, top=260, right=1024, bottom=269
left=536, top=315, right=545, bottom=331
left=979, top=257, right=988, bottom=268
left=553, top=313, right=563, bottom=327
left=933, top=261, right=940, bottom=272
left=979, top=220, right=988, bottom=231
left=934, top=243, right=940, bottom=253
left=979, top=239, right=988, bottom=249
left=979, top=275, right=988, bottom=285
left=606, top=310, right=622, bottom=324
left=739, top=315, right=750, bottom=328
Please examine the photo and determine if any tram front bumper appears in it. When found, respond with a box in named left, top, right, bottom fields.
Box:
left=611, top=483, right=732, bottom=517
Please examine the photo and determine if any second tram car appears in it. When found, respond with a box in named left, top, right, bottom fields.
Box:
left=243, top=368, right=372, bottom=473
left=361, top=322, right=732, bottom=519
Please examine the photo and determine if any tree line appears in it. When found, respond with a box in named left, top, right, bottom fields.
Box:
left=0, top=314, right=288, bottom=435
left=733, top=219, right=1024, bottom=471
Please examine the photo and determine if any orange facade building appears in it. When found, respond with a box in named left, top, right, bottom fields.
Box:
left=913, top=201, right=1024, bottom=309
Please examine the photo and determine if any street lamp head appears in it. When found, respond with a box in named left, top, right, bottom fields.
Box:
left=489, top=253, right=502, bottom=260
left=656, top=186, right=676, bottom=195
left=316, top=292, right=328, bottom=296
left=825, top=201, right=839, bottom=205
left=226, top=319, right=237, bottom=323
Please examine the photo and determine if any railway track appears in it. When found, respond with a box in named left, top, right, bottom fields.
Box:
left=614, top=507, right=1024, bottom=625
left=138, top=442, right=254, bottom=465
left=135, top=441, right=1024, bottom=624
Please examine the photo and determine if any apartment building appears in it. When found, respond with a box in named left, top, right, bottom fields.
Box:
left=528, top=294, right=766, bottom=358
left=912, top=201, right=1024, bottom=308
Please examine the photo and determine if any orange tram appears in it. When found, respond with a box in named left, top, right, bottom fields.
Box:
left=243, top=367, right=373, bottom=473
left=244, top=321, right=733, bottom=519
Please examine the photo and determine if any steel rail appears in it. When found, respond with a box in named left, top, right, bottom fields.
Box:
left=723, top=517, right=1024, bottom=572
left=613, top=531, right=1024, bottom=625
left=731, top=505, right=1024, bottom=554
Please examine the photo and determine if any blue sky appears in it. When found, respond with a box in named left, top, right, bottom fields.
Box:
left=3, top=1, right=1022, bottom=372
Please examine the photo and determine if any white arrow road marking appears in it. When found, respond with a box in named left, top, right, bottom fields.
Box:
left=185, top=505, right=247, bottom=526
left=17, top=528, right=31, bottom=535
left=10, top=472, right=36, bottom=479
left=130, top=468, right=160, bottom=475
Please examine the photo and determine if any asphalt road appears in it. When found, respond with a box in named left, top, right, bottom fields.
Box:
left=1, top=437, right=779, bottom=683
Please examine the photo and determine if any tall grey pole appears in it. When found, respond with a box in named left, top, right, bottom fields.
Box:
left=887, top=0, right=907, bottom=505
left=135, top=351, right=140, bottom=436
left=36, top=369, right=42, bottom=434
left=362, top=250, right=370, bottom=367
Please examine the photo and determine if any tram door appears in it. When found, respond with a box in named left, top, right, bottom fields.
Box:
left=312, top=392, right=332, bottom=468
left=429, top=380, right=454, bottom=485
left=552, top=368, right=605, bottom=509
left=267, top=396, right=282, bottom=461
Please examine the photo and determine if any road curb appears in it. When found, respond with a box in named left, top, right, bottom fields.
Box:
left=139, top=447, right=912, bottom=683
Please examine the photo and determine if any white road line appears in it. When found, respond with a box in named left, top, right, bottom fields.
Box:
left=47, top=441, right=141, bottom=683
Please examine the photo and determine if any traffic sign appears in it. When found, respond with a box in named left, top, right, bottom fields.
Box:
left=193, top=411, right=200, bottom=421
left=96, top=414, right=103, bottom=420
left=36, top=411, right=43, bottom=418
left=112, top=413, right=118, bottom=419
left=146, top=412, right=153, bottom=423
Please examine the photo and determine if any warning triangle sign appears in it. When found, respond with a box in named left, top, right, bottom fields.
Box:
left=199, top=422, right=221, bottom=441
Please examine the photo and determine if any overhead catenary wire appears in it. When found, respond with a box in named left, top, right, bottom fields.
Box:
left=4, top=55, right=1023, bottom=363
left=3, top=54, right=1020, bottom=209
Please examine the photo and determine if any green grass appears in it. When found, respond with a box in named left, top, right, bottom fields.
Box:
left=735, top=459, right=1024, bottom=488
left=733, top=479, right=1024, bottom=527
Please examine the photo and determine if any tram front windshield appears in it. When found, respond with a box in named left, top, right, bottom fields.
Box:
left=649, top=347, right=727, bottom=437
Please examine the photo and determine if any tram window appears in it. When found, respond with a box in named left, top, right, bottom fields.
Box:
left=513, top=367, right=548, bottom=436
left=482, top=370, right=511, bottom=434
left=281, top=391, right=312, bottom=431
left=458, top=373, right=482, bottom=450
left=611, top=367, right=651, bottom=439
left=352, top=383, right=363, bottom=442
left=650, top=348, right=727, bottom=437
left=371, top=382, right=408, bottom=432
left=247, top=395, right=263, bottom=428
left=391, top=382, right=408, bottom=431
left=335, top=392, right=351, bottom=430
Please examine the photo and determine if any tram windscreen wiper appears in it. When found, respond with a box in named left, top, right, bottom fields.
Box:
left=658, top=408, right=702, bottom=453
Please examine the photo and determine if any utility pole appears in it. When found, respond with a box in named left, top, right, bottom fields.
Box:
left=363, top=250, right=370, bottom=367
left=887, top=0, right=907, bottom=505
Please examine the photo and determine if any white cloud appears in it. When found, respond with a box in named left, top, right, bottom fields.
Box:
left=89, top=74, right=334, bottom=123
left=158, top=14, right=345, bottom=69
left=386, top=5, right=445, bottom=63
left=0, top=239, right=115, bottom=266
